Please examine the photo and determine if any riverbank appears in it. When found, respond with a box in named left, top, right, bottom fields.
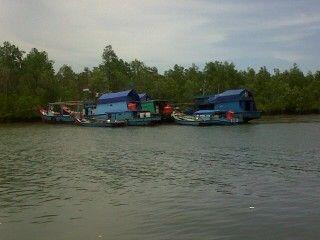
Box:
left=2, top=41, right=320, bottom=127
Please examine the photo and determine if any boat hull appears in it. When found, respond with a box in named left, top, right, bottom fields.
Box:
left=174, top=118, right=236, bottom=126
left=127, top=116, right=162, bottom=126
left=75, top=118, right=126, bottom=127
left=172, top=112, right=238, bottom=126
left=41, top=114, right=74, bottom=123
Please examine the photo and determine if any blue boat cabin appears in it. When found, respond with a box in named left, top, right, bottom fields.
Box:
left=194, top=89, right=261, bottom=122
left=95, top=89, right=140, bottom=116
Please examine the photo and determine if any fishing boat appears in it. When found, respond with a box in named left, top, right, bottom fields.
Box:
left=83, top=90, right=170, bottom=126
left=76, top=109, right=160, bottom=127
left=140, top=99, right=173, bottom=121
left=193, top=89, right=261, bottom=123
left=75, top=117, right=127, bottom=127
left=127, top=112, right=162, bottom=126
left=174, top=89, right=261, bottom=126
left=172, top=110, right=238, bottom=126
left=39, top=101, right=82, bottom=123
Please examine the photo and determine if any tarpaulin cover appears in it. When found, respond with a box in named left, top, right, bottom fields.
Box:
left=98, top=90, right=140, bottom=104
left=208, top=89, right=248, bottom=104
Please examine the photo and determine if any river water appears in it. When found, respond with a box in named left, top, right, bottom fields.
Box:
left=0, top=116, right=320, bottom=240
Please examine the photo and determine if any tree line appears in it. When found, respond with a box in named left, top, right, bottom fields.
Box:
left=0, top=41, right=319, bottom=121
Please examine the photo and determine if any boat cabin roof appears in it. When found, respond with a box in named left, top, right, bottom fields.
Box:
left=194, top=89, right=253, bottom=105
left=98, top=89, right=140, bottom=104
left=209, top=89, right=253, bottom=104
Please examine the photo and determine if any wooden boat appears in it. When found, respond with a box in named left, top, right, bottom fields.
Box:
left=39, top=109, right=75, bottom=123
left=40, top=101, right=82, bottom=124
left=172, top=110, right=238, bottom=126
left=75, top=117, right=127, bottom=127
left=140, top=99, right=173, bottom=121
left=193, top=89, right=261, bottom=123
left=77, top=109, right=161, bottom=127
left=127, top=114, right=162, bottom=126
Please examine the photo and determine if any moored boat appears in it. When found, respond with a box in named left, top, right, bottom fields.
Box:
left=39, top=108, right=74, bottom=123
left=191, top=89, right=261, bottom=123
left=75, top=117, right=127, bottom=127
left=83, top=90, right=171, bottom=126
left=140, top=99, right=173, bottom=121
left=127, top=113, right=162, bottom=126
left=39, top=101, right=82, bottom=124
left=172, top=110, right=238, bottom=126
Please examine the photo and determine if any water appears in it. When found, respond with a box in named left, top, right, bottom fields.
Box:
left=0, top=117, right=320, bottom=240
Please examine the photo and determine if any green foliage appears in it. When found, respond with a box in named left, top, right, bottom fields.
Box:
left=0, top=41, right=319, bottom=122
left=0, top=43, right=55, bottom=121
left=56, top=64, right=78, bottom=100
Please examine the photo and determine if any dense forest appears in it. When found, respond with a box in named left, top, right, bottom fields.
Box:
left=0, top=41, right=319, bottom=122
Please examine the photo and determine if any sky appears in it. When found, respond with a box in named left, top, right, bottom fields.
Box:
left=1, top=0, right=320, bottom=73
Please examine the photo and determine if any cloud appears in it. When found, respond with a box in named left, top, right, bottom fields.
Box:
left=0, top=0, right=319, bottom=72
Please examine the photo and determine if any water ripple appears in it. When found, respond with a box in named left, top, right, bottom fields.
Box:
left=0, top=122, right=319, bottom=239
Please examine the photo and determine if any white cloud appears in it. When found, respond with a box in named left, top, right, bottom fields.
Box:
left=0, top=0, right=319, bottom=72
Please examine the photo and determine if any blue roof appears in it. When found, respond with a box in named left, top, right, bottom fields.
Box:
left=208, top=89, right=249, bottom=104
left=218, top=89, right=245, bottom=96
left=98, top=89, right=140, bottom=104
left=99, top=90, right=131, bottom=100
